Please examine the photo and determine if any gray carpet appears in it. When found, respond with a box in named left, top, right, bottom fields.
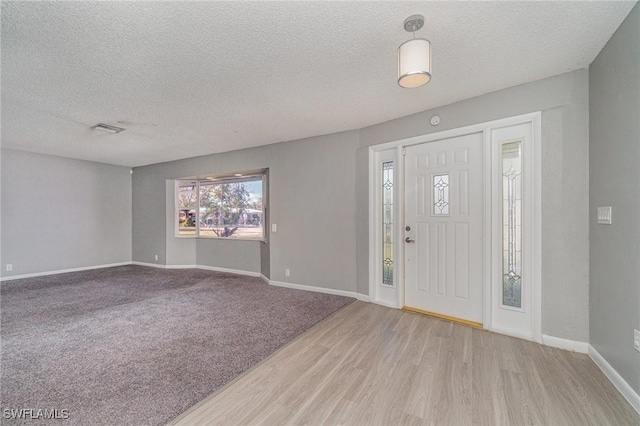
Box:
left=0, top=265, right=353, bottom=425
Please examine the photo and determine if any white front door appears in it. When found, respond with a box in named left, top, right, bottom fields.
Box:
left=404, top=132, right=484, bottom=324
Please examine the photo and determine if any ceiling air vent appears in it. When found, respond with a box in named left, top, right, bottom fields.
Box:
left=91, top=123, right=125, bottom=133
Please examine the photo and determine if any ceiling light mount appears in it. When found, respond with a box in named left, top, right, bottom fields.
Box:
left=398, top=14, right=432, bottom=89
left=91, top=123, right=126, bottom=134
left=403, top=15, right=424, bottom=33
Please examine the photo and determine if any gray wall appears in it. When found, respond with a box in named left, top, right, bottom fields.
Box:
left=132, top=70, right=590, bottom=341
left=358, top=69, right=591, bottom=342
left=589, top=3, right=640, bottom=394
left=132, top=131, right=359, bottom=290
left=1, top=70, right=597, bottom=345
left=267, top=131, right=358, bottom=289
left=0, top=149, right=132, bottom=277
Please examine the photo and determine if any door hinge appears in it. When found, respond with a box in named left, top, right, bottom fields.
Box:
left=402, top=147, right=407, bottom=156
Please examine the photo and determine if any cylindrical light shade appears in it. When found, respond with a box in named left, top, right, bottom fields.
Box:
left=398, top=38, right=432, bottom=88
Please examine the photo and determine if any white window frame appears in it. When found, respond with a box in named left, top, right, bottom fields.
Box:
left=369, top=148, right=403, bottom=308
left=175, top=172, right=267, bottom=242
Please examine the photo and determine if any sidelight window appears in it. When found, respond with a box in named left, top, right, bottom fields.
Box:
left=502, top=141, right=522, bottom=308
left=382, top=162, right=394, bottom=286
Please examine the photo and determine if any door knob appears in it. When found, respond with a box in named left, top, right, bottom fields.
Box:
left=405, top=237, right=415, bottom=243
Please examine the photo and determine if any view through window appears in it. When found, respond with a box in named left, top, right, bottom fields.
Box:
left=177, top=173, right=265, bottom=240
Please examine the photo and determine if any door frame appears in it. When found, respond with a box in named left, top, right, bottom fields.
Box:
left=368, top=111, right=542, bottom=342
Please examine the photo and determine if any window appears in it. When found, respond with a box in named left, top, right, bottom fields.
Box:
left=382, top=161, right=394, bottom=286
left=501, top=141, right=522, bottom=308
left=177, top=172, right=266, bottom=240
left=177, top=182, right=198, bottom=236
left=432, top=173, right=450, bottom=215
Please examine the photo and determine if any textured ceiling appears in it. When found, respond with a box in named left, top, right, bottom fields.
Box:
left=1, top=1, right=636, bottom=167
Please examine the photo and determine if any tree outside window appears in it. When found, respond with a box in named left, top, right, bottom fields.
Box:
left=177, top=173, right=265, bottom=240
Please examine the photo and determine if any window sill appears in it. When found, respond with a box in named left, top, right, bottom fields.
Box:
left=175, top=235, right=267, bottom=243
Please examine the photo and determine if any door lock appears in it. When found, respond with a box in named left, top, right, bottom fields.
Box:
left=405, top=237, right=415, bottom=243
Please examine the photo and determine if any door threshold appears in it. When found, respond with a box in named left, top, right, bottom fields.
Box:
left=402, top=306, right=483, bottom=329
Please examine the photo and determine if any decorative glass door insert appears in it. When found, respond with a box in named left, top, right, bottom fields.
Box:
left=382, top=161, right=394, bottom=285
left=502, top=141, right=522, bottom=308
left=433, top=174, right=450, bottom=215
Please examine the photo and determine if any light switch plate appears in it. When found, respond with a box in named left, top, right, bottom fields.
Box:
left=271, top=224, right=277, bottom=232
left=597, top=206, right=612, bottom=224
left=634, top=329, right=640, bottom=353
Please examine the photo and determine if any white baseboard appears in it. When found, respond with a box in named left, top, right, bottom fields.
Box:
left=132, top=261, right=166, bottom=269
left=357, top=293, right=369, bottom=302
left=372, top=298, right=399, bottom=309
left=2, top=261, right=262, bottom=281
left=542, top=334, right=589, bottom=353
left=196, top=264, right=260, bottom=277
left=588, top=345, right=640, bottom=414
left=132, top=261, right=260, bottom=277
left=268, top=278, right=368, bottom=302
left=0, top=262, right=132, bottom=281
left=0, top=261, right=358, bottom=302
left=539, top=336, right=639, bottom=414
left=489, top=326, right=534, bottom=342
left=166, top=264, right=197, bottom=270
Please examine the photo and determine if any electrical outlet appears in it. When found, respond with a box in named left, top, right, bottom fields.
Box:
left=285, top=269, right=290, bottom=277
left=634, top=329, right=640, bottom=353
left=597, top=206, right=612, bottom=224
left=154, top=254, right=159, bottom=261
left=6, top=264, right=12, bottom=272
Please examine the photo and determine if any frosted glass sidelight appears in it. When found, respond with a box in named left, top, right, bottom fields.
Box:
left=502, top=141, right=522, bottom=308
left=382, top=162, right=394, bottom=286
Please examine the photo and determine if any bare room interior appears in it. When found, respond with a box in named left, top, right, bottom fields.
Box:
left=1, top=1, right=639, bottom=425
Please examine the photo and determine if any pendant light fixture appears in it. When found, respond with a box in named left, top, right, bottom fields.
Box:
left=398, top=14, right=432, bottom=88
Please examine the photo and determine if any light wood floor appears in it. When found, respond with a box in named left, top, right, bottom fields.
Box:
left=171, top=301, right=639, bottom=425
